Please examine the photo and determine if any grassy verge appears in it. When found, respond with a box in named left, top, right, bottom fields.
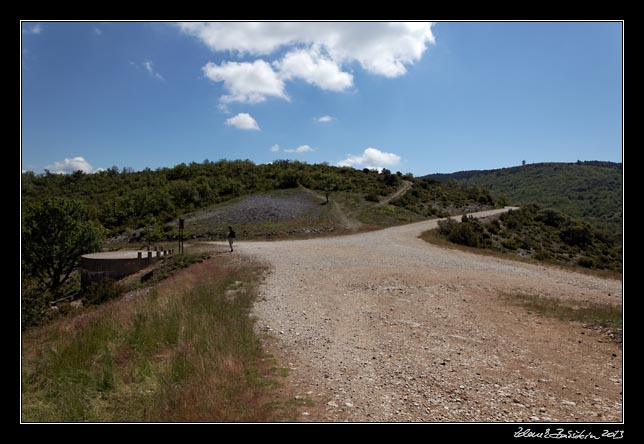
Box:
left=132, top=250, right=211, bottom=287
left=333, top=192, right=423, bottom=228
left=501, top=293, right=622, bottom=340
left=419, top=228, right=622, bottom=280
left=22, top=254, right=298, bottom=422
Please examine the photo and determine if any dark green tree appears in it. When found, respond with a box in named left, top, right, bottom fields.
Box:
left=321, top=179, right=338, bottom=204
left=22, top=198, right=104, bottom=298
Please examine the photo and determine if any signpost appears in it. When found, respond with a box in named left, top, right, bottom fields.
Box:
left=179, top=218, right=184, bottom=254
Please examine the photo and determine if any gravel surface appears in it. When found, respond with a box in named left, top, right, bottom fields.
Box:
left=186, top=191, right=320, bottom=226
left=218, top=208, right=623, bottom=422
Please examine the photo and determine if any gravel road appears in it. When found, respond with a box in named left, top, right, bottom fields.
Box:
left=226, top=208, right=623, bottom=422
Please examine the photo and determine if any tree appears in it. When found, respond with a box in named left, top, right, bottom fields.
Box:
left=559, top=223, right=592, bottom=247
left=321, top=179, right=338, bottom=204
left=22, top=198, right=104, bottom=298
left=142, top=215, right=164, bottom=244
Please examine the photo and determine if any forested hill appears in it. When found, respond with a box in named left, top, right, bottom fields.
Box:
left=423, top=161, right=622, bottom=238
left=21, top=160, right=497, bottom=238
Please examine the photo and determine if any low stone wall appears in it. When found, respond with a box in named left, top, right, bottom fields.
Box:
left=81, top=250, right=173, bottom=288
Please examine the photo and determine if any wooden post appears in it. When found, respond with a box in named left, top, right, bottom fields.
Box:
left=179, top=218, right=184, bottom=254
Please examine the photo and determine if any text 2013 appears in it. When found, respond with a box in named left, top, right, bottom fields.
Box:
left=602, top=430, right=624, bottom=439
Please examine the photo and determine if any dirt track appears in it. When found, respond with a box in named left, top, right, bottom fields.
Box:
left=227, top=208, right=623, bottom=422
left=376, top=180, right=413, bottom=207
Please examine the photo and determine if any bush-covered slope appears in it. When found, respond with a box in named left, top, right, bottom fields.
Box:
left=429, top=205, right=621, bottom=272
left=22, top=160, right=499, bottom=239
left=423, top=161, right=622, bottom=238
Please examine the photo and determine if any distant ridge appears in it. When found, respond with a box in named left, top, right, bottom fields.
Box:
left=422, top=161, right=622, bottom=238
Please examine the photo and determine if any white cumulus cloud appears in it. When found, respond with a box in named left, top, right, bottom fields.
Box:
left=203, top=59, right=288, bottom=105
left=225, top=112, right=261, bottom=130
left=176, top=22, right=302, bottom=55
left=177, top=22, right=434, bottom=77
left=324, top=22, right=435, bottom=77
left=270, top=144, right=280, bottom=152
left=283, top=145, right=314, bottom=153
left=338, top=147, right=401, bottom=171
left=45, top=156, right=94, bottom=174
left=177, top=22, right=435, bottom=104
left=317, top=115, right=334, bottom=123
left=275, top=48, right=353, bottom=92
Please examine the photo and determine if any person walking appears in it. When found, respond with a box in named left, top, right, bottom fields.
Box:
left=227, top=226, right=236, bottom=252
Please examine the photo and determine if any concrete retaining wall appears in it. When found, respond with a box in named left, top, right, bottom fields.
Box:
left=80, top=250, right=173, bottom=288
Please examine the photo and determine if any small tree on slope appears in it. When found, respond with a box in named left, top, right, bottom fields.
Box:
left=22, top=197, right=104, bottom=299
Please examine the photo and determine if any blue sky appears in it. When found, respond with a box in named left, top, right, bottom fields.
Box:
left=21, top=21, right=623, bottom=176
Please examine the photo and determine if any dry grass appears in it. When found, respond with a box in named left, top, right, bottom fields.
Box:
left=21, top=253, right=297, bottom=423
left=502, top=292, right=622, bottom=337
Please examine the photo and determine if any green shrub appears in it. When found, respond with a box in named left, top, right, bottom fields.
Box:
left=436, top=216, right=492, bottom=248
left=560, top=223, right=593, bottom=247
left=501, top=238, right=519, bottom=250
left=535, top=209, right=568, bottom=228
left=576, top=256, right=596, bottom=268
left=437, top=218, right=458, bottom=236
left=487, top=219, right=501, bottom=235
left=534, top=249, right=552, bottom=261
left=364, top=193, right=379, bottom=202
left=519, top=236, right=533, bottom=250
left=83, top=279, right=124, bottom=305
left=21, top=279, right=53, bottom=330
left=449, top=224, right=480, bottom=247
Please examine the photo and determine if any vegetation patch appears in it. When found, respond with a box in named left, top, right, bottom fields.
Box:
left=22, top=160, right=407, bottom=238
left=23, top=160, right=499, bottom=243
left=134, top=251, right=208, bottom=286
left=21, top=255, right=296, bottom=422
left=422, top=205, right=621, bottom=273
left=391, top=178, right=495, bottom=218
left=502, top=293, right=622, bottom=340
left=423, top=161, right=622, bottom=239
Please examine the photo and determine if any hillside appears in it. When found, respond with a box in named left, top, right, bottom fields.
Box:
left=424, top=205, right=622, bottom=272
left=22, top=159, right=502, bottom=331
left=22, top=160, right=499, bottom=243
left=423, top=161, right=622, bottom=239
